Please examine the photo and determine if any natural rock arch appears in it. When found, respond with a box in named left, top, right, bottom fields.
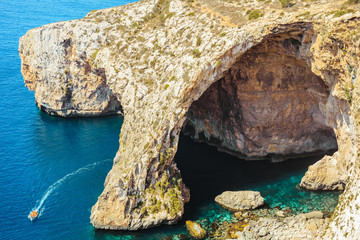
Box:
left=90, top=23, right=355, bottom=233
left=19, top=0, right=360, bottom=238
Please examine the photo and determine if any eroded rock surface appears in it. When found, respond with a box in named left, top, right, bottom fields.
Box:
left=236, top=213, right=329, bottom=240
left=19, top=30, right=122, bottom=117
left=215, top=191, right=264, bottom=211
left=184, top=34, right=338, bottom=161
left=19, top=0, right=360, bottom=238
left=186, top=220, right=207, bottom=239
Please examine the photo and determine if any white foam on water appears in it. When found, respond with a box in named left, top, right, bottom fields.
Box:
left=28, top=159, right=112, bottom=221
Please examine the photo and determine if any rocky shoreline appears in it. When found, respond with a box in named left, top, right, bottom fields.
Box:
left=233, top=210, right=329, bottom=240
left=19, top=0, right=360, bottom=238
left=166, top=207, right=333, bottom=240
left=179, top=190, right=336, bottom=240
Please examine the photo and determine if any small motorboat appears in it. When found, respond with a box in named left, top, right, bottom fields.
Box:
left=29, top=210, right=38, bottom=221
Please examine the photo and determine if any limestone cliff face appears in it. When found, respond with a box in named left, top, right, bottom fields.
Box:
left=19, top=18, right=122, bottom=117
left=184, top=33, right=338, bottom=161
left=19, top=0, right=360, bottom=237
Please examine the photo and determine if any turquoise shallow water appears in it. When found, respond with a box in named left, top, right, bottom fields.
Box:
left=0, top=0, right=341, bottom=239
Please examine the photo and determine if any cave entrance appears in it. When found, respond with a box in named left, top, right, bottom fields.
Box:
left=183, top=32, right=338, bottom=162
left=176, top=31, right=340, bottom=218
left=174, top=134, right=339, bottom=219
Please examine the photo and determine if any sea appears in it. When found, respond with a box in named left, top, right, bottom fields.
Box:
left=0, top=0, right=341, bottom=239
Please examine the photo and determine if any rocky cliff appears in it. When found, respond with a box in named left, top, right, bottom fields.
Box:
left=19, top=0, right=360, bottom=238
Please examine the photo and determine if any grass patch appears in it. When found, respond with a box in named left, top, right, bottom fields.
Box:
left=90, top=49, right=99, bottom=61
left=345, top=0, right=359, bottom=4
left=279, top=0, right=294, bottom=8
left=343, top=84, right=354, bottom=104
left=192, top=49, right=201, bottom=58
left=141, top=0, right=174, bottom=29
left=334, top=8, right=355, bottom=17
left=297, top=11, right=311, bottom=19
left=196, top=37, right=202, bottom=47
left=248, top=9, right=263, bottom=20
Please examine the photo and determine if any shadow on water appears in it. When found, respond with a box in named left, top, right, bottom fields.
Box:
left=94, top=133, right=341, bottom=240
left=176, top=134, right=323, bottom=215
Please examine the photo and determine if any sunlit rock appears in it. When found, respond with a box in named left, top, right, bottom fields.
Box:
left=215, top=191, right=264, bottom=211
left=19, top=0, right=360, bottom=238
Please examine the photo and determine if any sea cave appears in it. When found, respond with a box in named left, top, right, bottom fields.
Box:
left=183, top=30, right=339, bottom=163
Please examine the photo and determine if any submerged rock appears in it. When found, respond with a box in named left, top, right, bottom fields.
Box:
left=215, top=191, right=264, bottom=211
left=185, top=220, right=207, bottom=239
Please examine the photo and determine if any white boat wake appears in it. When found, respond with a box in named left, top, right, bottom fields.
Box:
left=28, top=159, right=111, bottom=221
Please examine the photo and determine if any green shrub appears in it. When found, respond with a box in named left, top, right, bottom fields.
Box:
left=144, top=142, right=149, bottom=150
left=334, top=8, right=355, bottom=17
left=196, top=37, right=202, bottom=47
left=345, top=0, right=359, bottom=4
left=167, top=188, right=181, bottom=217
left=279, top=0, right=294, bottom=8
left=219, top=33, right=226, bottom=37
left=343, top=84, right=354, bottom=103
left=248, top=9, right=263, bottom=20
left=192, top=49, right=201, bottom=58
left=90, top=49, right=99, bottom=61
left=160, top=152, right=164, bottom=164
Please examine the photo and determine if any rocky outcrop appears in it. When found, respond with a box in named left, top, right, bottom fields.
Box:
left=185, top=220, right=207, bottom=239
left=215, top=191, right=264, bottom=211
left=19, top=28, right=122, bottom=117
left=300, top=124, right=354, bottom=191
left=300, top=155, right=347, bottom=191
left=19, top=0, right=360, bottom=237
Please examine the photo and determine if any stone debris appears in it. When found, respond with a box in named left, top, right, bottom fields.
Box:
left=185, top=220, right=207, bottom=239
left=276, top=211, right=286, bottom=218
left=230, top=211, right=329, bottom=240
left=215, top=191, right=264, bottom=211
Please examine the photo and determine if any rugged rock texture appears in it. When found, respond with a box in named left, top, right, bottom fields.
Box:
left=215, top=191, right=264, bottom=211
left=19, top=0, right=360, bottom=237
left=184, top=34, right=338, bottom=161
left=19, top=30, right=122, bottom=117
left=185, top=220, right=207, bottom=239
left=299, top=124, right=353, bottom=190
left=211, top=209, right=328, bottom=239
left=300, top=154, right=347, bottom=191
left=236, top=213, right=330, bottom=240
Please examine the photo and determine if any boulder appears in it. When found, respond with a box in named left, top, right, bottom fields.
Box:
left=215, top=191, right=264, bottom=211
left=185, top=220, right=207, bottom=239
left=305, top=211, right=323, bottom=220
left=276, top=210, right=286, bottom=218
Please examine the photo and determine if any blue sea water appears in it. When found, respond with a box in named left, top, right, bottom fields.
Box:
left=0, top=0, right=341, bottom=239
